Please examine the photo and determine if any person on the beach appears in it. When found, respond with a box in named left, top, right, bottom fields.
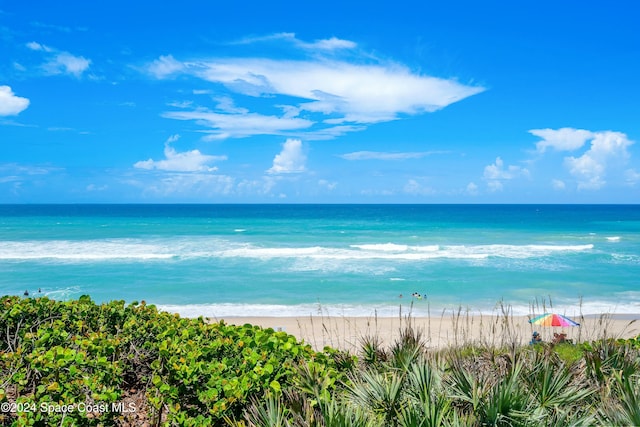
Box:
left=552, top=332, right=567, bottom=344
left=23, top=290, right=29, bottom=296
left=530, top=331, right=542, bottom=345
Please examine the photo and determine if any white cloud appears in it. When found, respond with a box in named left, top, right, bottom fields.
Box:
left=564, top=155, right=605, bottom=190
left=86, top=184, right=108, bottom=192
left=530, top=128, right=594, bottom=153
left=626, top=169, right=640, bottom=186
left=27, top=41, right=91, bottom=77
left=303, top=124, right=367, bottom=141
left=193, top=89, right=213, bottom=95
left=299, top=36, right=357, bottom=51
left=134, top=135, right=227, bottom=172
left=0, top=86, right=30, bottom=116
left=237, top=176, right=277, bottom=195
left=148, top=37, right=483, bottom=140
left=26, top=41, right=53, bottom=52
left=466, top=182, right=479, bottom=195
left=339, top=151, right=439, bottom=160
left=138, top=173, right=235, bottom=197
left=167, top=100, right=193, bottom=109
left=404, top=179, right=435, bottom=195
left=483, top=157, right=529, bottom=191
left=43, top=52, right=91, bottom=77
left=214, top=97, right=249, bottom=114
left=0, top=163, right=57, bottom=176
left=318, top=179, right=337, bottom=191
left=190, top=58, right=483, bottom=123
left=13, top=62, right=27, bottom=72
left=483, top=157, right=529, bottom=180
left=267, top=138, right=306, bottom=174
left=487, top=180, right=504, bottom=192
left=232, top=33, right=357, bottom=51
left=147, top=55, right=185, bottom=78
left=163, top=110, right=313, bottom=140
left=530, top=128, right=636, bottom=191
left=552, top=179, right=566, bottom=190
left=563, top=131, right=633, bottom=190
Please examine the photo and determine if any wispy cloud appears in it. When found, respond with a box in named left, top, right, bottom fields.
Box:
left=133, top=173, right=235, bottom=198
left=267, top=138, right=306, bottom=174
left=0, top=163, right=57, bottom=175
left=0, top=85, right=30, bottom=116
left=339, top=151, right=442, bottom=160
left=303, top=36, right=357, bottom=51
left=43, top=52, right=91, bottom=77
left=552, top=179, right=566, bottom=190
left=26, top=41, right=53, bottom=52
left=625, top=169, right=640, bottom=186
left=134, top=135, right=227, bottom=172
left=30, top=21, right=76, bottom=33
left=318, top=179, right=337, bottom=191
left=163, top=110, right=313, bottom=140
left=231, top=33, right=357, bottom=51
left=404, top=179, right=435, bottom=195
left=146, top=55, right=184, bottom=78
left=26, top=41, right=91, bottom=77
left=147, top=35, right=484, bottom=140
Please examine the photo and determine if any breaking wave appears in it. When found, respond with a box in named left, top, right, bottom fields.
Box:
left=0, top=239, right=595, bottom=262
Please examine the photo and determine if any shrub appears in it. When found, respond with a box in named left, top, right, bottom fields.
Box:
left=0, top=296, right=335, bottom=426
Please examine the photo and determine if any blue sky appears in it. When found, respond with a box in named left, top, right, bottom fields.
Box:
left=1, top=1, right=639, bottom=203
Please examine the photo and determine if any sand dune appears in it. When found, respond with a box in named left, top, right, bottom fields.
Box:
left=220, top=313, right=640, bottom=352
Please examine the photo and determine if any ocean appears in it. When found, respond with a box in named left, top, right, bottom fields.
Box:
left=1, top=204, right=639, bottom=318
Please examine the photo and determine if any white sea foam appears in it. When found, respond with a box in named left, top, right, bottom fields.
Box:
left=217, top=242, right=593, bottom=261
left=351, top=243, right=409, bottom=251
left=611, top=253, right=640, bottom=263
left=40, top=286, right=82, bottom=300
left=157, top=298, right=640, bottom=318
left=0, top=238, right=596, bottom=263
left=351, top=243, right=439, bottom=252
left=219, top=245, right=487, bottom=260
left=459, top=244, right=594, bottom=259
left=606, top=236, right=621, bottom=242
left=0, top=240, right=174, bottom=261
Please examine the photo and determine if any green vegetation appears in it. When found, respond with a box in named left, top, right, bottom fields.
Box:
left=0, top=296, right=339, bottom=426
left=1, top=296, right=640, bottom=426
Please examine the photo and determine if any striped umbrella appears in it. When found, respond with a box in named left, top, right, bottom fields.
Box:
left=529, top=313, right=580, bottom=327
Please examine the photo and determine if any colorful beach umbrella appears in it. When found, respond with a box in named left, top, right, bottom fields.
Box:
left=528, top=313, right=580, bottom=327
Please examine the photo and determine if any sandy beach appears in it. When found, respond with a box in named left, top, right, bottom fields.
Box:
left=220, top=313, right=640, bottom=352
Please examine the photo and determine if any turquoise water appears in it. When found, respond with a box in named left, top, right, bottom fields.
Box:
left=1, top=204, right=639, bottom=317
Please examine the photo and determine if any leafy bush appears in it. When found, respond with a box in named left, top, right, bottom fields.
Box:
left=0, top=295, right=337, bottom=426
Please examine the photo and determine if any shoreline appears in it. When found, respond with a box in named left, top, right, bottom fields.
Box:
left=218, top=314, right=640, bottom=351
